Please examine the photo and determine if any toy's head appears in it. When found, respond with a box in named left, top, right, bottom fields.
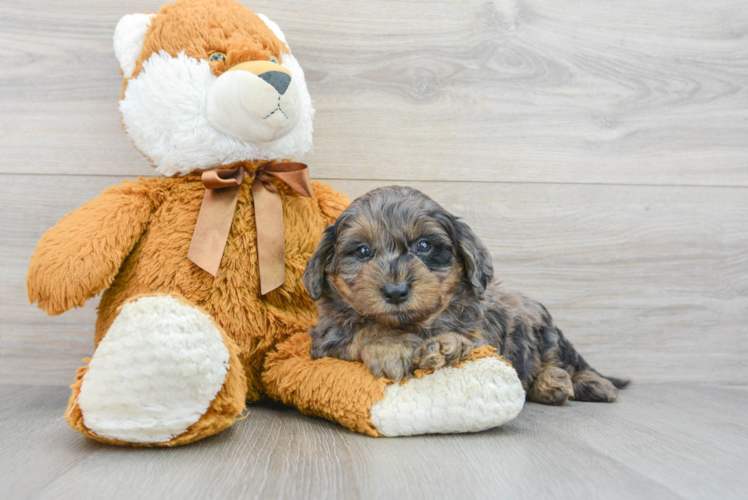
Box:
left=114, top=0, right=314, bottom=176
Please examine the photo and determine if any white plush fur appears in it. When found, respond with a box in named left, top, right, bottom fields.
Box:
left=206, top=68, right=301, bottom=142
left=118, top=14, right=314, bottom=177
left=370, top=357, right=525, bottom=437
left=113, top=14, right=156, bottom=79
left=77, top=296, right=231, bottom=443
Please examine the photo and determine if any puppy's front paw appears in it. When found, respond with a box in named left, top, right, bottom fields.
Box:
left=411, top=333, right=474, bottom=371
left=361, top=336, right=420, bottom=381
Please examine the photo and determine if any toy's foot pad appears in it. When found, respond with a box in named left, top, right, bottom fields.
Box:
left=370, top=356, right=525, bottom=437
left=77, top=295, right=230, bottom=443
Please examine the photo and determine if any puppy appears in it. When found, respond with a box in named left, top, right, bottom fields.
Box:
left=303, top=186, right=629, bottom=404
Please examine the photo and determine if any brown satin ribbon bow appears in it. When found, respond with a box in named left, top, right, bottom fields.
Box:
left=187, top=161, right=314, bottom=295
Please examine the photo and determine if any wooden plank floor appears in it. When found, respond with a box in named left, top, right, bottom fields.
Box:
left=1, top=384, right=746, bottom=500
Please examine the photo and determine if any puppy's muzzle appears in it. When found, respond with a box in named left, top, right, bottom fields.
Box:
left=381, top=282, right=411, bottom=305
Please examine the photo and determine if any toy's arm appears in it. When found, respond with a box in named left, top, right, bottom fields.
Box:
left=263, top=332, right=389, bottom=436
left=27, top=180, right=159, bottom=315
left=263, top=332, right=525, bottom=437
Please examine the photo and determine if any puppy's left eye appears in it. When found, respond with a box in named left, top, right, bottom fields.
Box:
left=414, top=240, right=432, bottom=253
left=269, top=56, right=279, bottom=64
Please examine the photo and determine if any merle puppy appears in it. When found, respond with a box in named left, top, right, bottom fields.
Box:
left=303, top=186, right=628, bottom=404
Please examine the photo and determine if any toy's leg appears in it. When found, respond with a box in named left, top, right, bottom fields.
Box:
left=65, top=295, right=247, bottom=447
left=263, top=332, right=525, bottom=437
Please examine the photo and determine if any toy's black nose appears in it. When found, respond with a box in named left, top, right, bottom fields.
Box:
left=382, top=283, right=410, bottom=305
left=258, top=71, right=291, bottom=95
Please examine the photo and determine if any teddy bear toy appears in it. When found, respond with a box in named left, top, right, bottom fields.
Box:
left=26, top=0, right=524, bottom=446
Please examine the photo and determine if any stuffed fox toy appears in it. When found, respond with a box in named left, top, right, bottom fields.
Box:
left=26, top=0, right=524, bottom=446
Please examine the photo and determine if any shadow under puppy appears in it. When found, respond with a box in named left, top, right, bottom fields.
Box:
left=303, top=186, right=629, bottom=404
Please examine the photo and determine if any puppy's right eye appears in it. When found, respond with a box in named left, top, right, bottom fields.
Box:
left=354, top=245, right=372, bottom=259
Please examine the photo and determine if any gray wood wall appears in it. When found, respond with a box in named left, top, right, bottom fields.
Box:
left=1, top=0, right=746, bottom=386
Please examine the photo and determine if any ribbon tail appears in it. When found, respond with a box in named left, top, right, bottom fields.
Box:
left=188, top=185, right=241, bottom=276
left=252, top=180, right=286, bottom=295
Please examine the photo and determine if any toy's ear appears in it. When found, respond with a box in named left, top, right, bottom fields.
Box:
left=113, top=13, right=156, bottom=78
left=257, top=13, right=289, bottom=49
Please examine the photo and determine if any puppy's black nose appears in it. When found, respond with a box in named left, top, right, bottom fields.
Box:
left=382, top=283, right=410, bottom=305
left=258, top=71, right=291, bottom=95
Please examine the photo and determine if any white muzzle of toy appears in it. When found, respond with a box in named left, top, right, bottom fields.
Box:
left=206, top=60, right=301, bottom=143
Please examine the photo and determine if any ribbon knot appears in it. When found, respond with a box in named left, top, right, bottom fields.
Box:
left=187, top=161, right=314, bottom=295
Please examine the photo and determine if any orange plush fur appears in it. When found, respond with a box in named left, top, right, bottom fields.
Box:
left=133, top=0, right=288, bottom=81
left=28, top=167, right=353, bottom=444
left=26, top=0, right=356, bottom=446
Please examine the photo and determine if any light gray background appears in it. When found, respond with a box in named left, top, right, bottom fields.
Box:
left=2, top=0, right=746, bottom=386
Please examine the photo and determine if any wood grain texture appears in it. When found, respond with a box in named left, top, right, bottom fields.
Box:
left=0, top=1, right=747, bottom=386
left=0, top=0, right=747, bottom=185
left=3, top=175, right=747, bottom=385
left=1, top=384, right=747, bottom=499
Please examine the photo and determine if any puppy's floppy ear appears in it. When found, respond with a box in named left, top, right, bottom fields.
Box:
left=437, top=212, right=494, bottom=298
left=303, top=224, right=337, bottom=300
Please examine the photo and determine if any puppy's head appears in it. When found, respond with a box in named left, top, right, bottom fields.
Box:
left=304, top=186, right=493, bottom=328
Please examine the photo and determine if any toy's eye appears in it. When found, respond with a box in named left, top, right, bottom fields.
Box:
left=269, top=56, right=279, bottom=64
left=414, top=240, right=432, bottom=253
left=355, top=245, right=372, bottom=259
left=209, top=52, right=227, bottom=63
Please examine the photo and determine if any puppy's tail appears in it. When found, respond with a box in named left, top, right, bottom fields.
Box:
left=555, top=328, right=630, bottom=389
left=601, top=375, right=631, bottom=389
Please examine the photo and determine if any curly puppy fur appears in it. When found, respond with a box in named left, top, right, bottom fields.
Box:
left=303, top=186, right=629, bottom=405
